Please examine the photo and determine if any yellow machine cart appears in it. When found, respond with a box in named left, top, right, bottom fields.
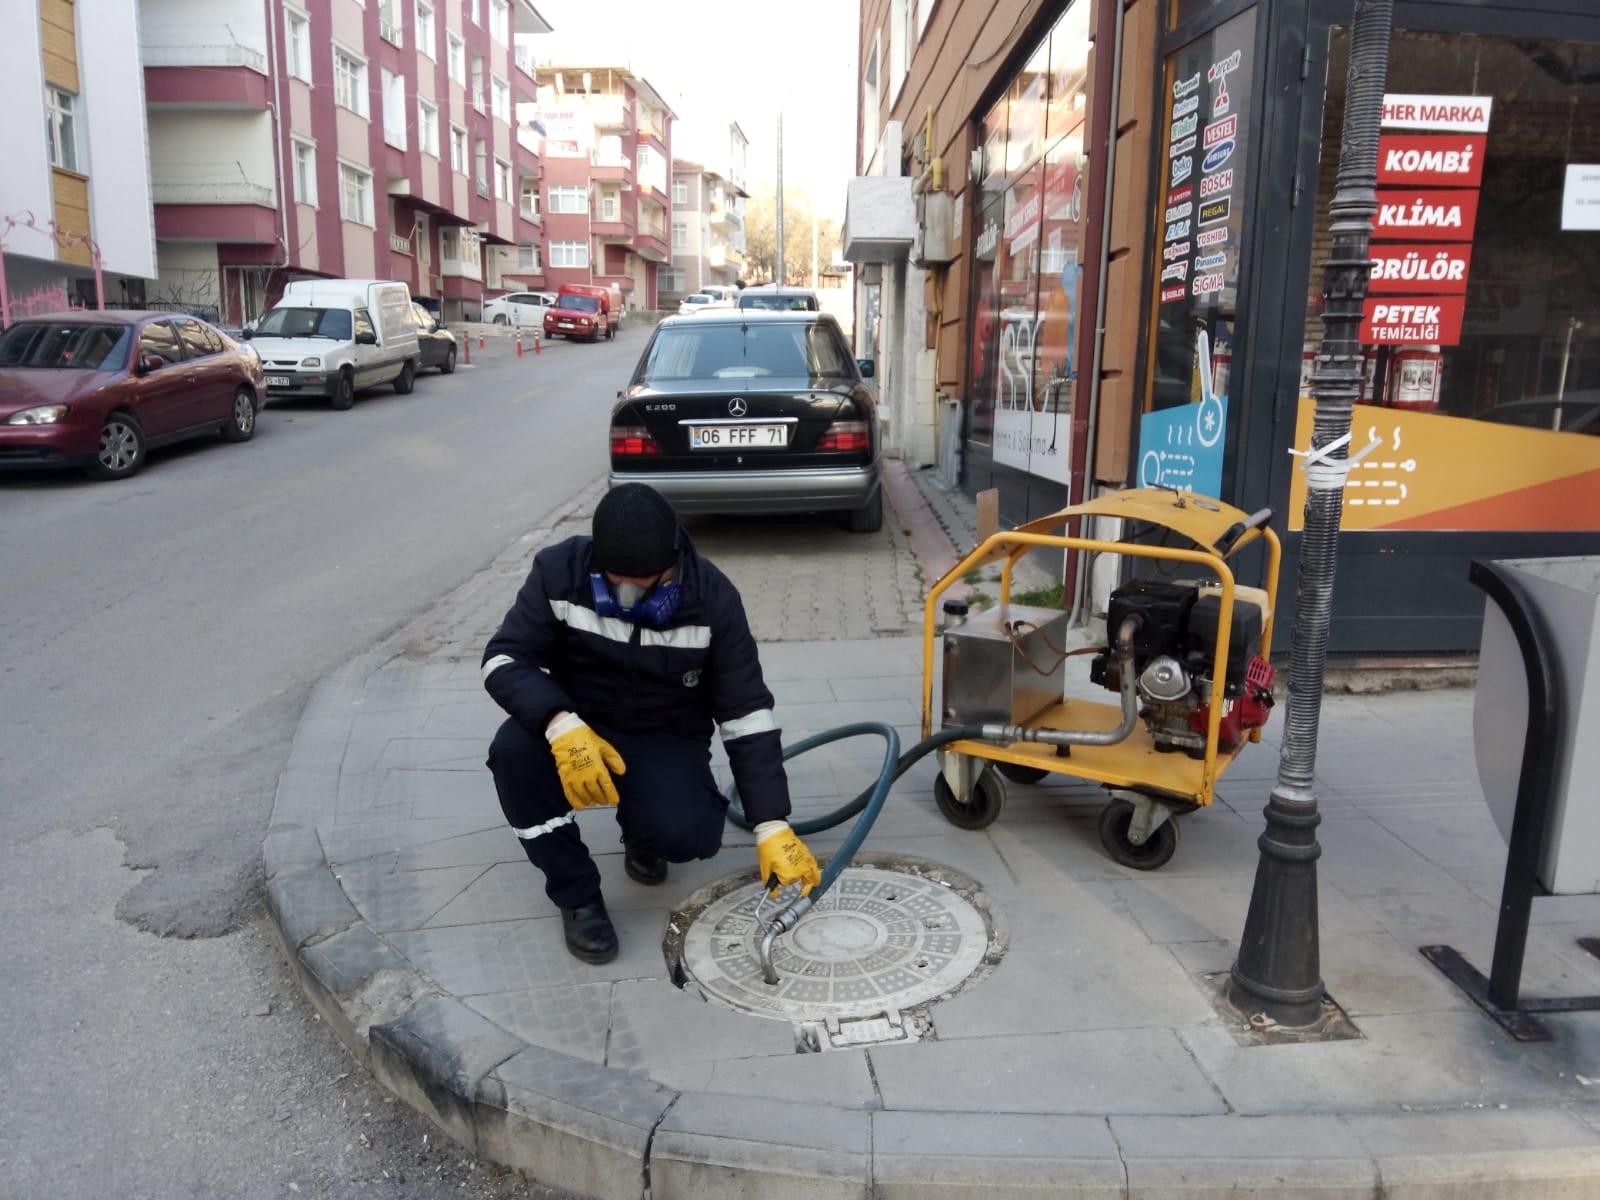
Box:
left=921, top=487, right=1282, bottom=870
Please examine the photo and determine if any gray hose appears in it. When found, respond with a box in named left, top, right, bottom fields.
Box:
left=977, top=615, right=1139, bottom=750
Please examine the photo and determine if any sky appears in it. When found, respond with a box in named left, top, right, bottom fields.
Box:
left=527, top=0, right=860, bottom=220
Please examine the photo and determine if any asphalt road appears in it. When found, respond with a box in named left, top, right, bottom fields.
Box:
left=0, top=327, right=644, bottom=1197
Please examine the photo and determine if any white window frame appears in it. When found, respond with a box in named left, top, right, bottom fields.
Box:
left=381, top=68, right=408, bottom=149
left=333, top=46, right=369, bottom=118
left=915, top=0, right=934, bottom=38
left=447, top=32, right=465, bottom=84
left=474, top=137, right=489, bottom=195
left=284, top=7, right=312, bottom=82
left=547, top=185, right=587, bottom=214
left=493, top=157, right=512, bottom=201
left=490, top=74, right=510, bottom=122
left=672, top=221, right=687, bottom=249
left=600, top=190, right=618, bottom=220
left=549, top=240, right=588, bottom=269
left=449, top=124, right=468, bottom=173
left=467, top=0, right=483, bottom=25
left=470, top=56, right=485, bottom=113
left=414, top=0, right=435, bottom=57
left=44, top=86, right=79, bottom=172
left=672, top=178, right=688, bottom=206
left=417, top=98, right=439, bottom=157
left=889, top=0, right=909, bottom=101
left=489, top=0, right=509, bottom=44
left=516, top=243, right=542, bottom=271
left=291, top=137, right=317, bottom=206
left=861, top=32, right=881, bottom=171
left=520, top=180, right=540, bottom=218
left=338, top=160, right=374, bottom=226
left=659, top=267, right=684, bottom=293
left=378, top=0, right=403, bottom=46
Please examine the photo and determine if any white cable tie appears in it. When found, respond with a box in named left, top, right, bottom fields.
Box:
left=1287, top=432, right=1383, bottom=492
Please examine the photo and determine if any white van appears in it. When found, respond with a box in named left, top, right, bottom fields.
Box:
left=248, top=279, right=421, bottom=410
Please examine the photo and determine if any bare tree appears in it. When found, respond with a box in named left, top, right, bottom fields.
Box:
left=744, top=190, right=838, bottom=285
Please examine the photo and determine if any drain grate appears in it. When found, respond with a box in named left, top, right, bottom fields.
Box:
left=674, top=863, right=995, bottom=1045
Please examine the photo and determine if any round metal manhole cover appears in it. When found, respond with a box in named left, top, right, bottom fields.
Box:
left=676, top=864, right=993, bottom=1024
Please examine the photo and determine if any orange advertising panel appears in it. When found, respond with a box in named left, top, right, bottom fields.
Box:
left=1286, top=398, right=1600, bottom=532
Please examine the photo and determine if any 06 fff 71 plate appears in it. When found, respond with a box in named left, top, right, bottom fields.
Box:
left=687, top=421, right=791, bottom=450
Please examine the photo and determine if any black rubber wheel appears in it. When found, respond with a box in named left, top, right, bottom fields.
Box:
left=221, top=387, right=256, bottom=443
left=440, top=346, right=456, bottom=374
left=1097, top=799, right=1180, bottom=870
left=331, top=369, right=355, bottom=410
left=492, top=314, right=509, bottom=325
left=933, top=767, right=1005, bottom=831
left=85, top=412, right=145, bottom=480
left=393, top=360, right=415, bottom=395
left=996, top=762, right=1050, bottom=785
left=843, top=487, right=884, bottom=533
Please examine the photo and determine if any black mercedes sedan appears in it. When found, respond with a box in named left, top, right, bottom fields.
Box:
left=607, top=311, right=882, bottom=531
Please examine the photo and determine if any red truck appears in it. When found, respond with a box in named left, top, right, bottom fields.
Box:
left=543, top=283, right=621, bottom=342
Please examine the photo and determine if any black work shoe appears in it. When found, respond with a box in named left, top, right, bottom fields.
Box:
left=624, top=846, right=668, bottom=886
left=561, top=901, right=618, bottom=964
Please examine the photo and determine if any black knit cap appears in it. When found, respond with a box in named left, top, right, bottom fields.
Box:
left=591, top=483, right=679, bottom=576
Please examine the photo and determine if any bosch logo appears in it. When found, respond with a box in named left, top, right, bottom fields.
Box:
left=728, top=398, right=748, bottom=417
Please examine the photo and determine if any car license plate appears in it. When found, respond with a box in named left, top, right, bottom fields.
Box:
left=690, top=423, right=788, bottom=450
left=559, top=322, right=575, bottom=329
left=267, top=375, right=291, bottom=388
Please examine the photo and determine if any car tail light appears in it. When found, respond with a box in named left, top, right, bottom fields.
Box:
left=610, top=425, right=663, bottom=456
left=817, top=420, right=871, bottom=453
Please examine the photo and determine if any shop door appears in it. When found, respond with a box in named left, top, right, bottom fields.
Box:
left=1249, top=0, right=1600, bottom=654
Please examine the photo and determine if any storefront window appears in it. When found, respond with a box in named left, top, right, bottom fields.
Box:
left=1290, top=29, right=1600, bottom=532
left=967, top=0, right=1091, bottom=485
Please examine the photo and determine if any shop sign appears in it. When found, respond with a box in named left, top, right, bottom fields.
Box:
left=1193, top=272, right=1224, bottom=297
left=1368, top=244, right=1471, bottom=294
left=1201, top=140, right=1236, bottom=173
left=1170, top=135, right=1197, bottom=158
left=1377, top=134, right=1485, bottom=188
left=1171, top=114, right=1199, bottom=140
left=1170, top=156, right=1193, bottom=186
left=1561, top=164, right=1600, bottom=231
left=1161, top=283, right=1187, bottom=303
left=1359, top=297, right=1466, bottom=345
left=1380, top=94, right=1493, bottom=134
left=1198, top=197, right=1231, bottom=226
left=1199, top=170, right=1232, bottom=198
left=1163, top=240, right=1191, bottom=262
left=1196, top=226, right=1228, bottom=248
left=1203, top=114, right=1237, bottom=148
left=1374, top=189, right=1480, bottom=241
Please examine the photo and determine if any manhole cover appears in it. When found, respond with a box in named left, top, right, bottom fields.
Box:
left=675, top=863, right=993, bottom=1036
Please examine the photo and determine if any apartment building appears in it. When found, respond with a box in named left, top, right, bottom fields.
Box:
left=661, top=121, right=748, bottom=304
left=523, top=66, right=673, bottom=312
left=140, top=0, right=551, bottom=324
left=0, top=0, right=156, bottom=320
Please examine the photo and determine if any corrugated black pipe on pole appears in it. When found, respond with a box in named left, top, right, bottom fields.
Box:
left=1228, top=0, right=1394, bottom=1028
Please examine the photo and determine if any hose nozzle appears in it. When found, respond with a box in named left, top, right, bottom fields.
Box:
left=757, top=894, right=814, bottom=985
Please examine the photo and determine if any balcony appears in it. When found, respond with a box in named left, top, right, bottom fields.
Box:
left=591, top=210, right=636, bottom=242
left=591, top=154, right=634, bottom=184
left=142, top=39, right=267, bottom=74
left=708, top=204, right=739, bottom=233
left=390, top=233, right=413, bottom=255
left=635, top=231, right=669, bottom=263
left=441, top=254, right=483, bottom=282
left=153, top=180, right=275, bottom=206
left=588, top=94, right=628, bottom=130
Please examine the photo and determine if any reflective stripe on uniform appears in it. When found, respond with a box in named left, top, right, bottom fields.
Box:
left=481, top=654, right=516, bottom=682
left=511, top=811, right=577, bottom=841
left=719, top=707, right=778, bottom=741
left=549, top=599, right=711, bottom=650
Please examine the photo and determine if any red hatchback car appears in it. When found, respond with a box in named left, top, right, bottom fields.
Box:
left=0, top=311, right=265, bottom=480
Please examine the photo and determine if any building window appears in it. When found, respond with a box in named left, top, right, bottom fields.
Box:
left=600, top=190, right=618, bottom=220
left=517, top=243, right=541, bottom=270
left=44, top=87, right=78, bottom=172
left=493, top=158, right=512, bottom=201
left=548, top=186, right=588, bottom=214
left=862, top=33, right=880, bottom=169
left=447, top=32, right=465, bottom=84
left=474, top=138, right=489, bottom=195
left=520, top=180, right=540, bottom=218
left=889, top=0, right=909, bottom=100
left=418, top=99, right=439, bottom=157
left=292, top=139, right=317, bottom=205
left=915, top=0, right=933, bottom=38
left=339, top=162, right=374, bottom=225
left=449, top=124, right=467, bottom=173
left=378, top=0, right=403, bottom=46
left=672, top=178, right=688, bottom=206
left=285, top=9, right=312, bottom=82
left=467, top=0, right=483, bottom=25
left=672, top=221, right=687, bottom=249
left=491, top=75, right=510, bottom=122
left=415, top=0, right=435, bottom=56
left=470, top=56, right=485, bottom=112
left=549, top=240, right=588, bottom=269
left=381, top=69, right=407, bottom=148
left=489, top=0, right=509, bottom=43
left=334, top=48, right=368, bottom=117
left=659, top=267, right=684, bottom=293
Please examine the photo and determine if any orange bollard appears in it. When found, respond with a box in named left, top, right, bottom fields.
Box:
left=463, top=334, right=471, bottom=366
left=478, top=331, right=485, bottom=350
left=534, top=332, right=542, bottom=356
left=515, top=328, right=524, bottom=358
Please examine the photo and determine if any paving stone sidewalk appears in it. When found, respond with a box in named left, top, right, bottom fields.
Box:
left=267, top=476, right=1600, bottom=1199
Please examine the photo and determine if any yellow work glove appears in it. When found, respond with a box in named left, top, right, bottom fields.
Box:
left=546, top=713, right=626, bottom=810
left=754, top=821, right=821, bottom=897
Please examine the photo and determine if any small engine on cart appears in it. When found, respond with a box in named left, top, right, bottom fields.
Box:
left=1091, top=578, right=1276, bottom=756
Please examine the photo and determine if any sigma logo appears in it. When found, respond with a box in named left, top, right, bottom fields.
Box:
left=1173, top=95, right=1199, bottom=119
left=1164, top=201, right=1192, bottom=224
left=1201, top=139, right=1236, bottom=173
left=1192, top=272, right=1225, bottom=297
left=1195, top=251, right=1227, bottom=270
left=1199, top=170, right=1233, bottom=198
left=1162, top=241, right=1191, bottom=262
left=728, top=397, right=748, bottom=417
left=1170, top=156, right=1193, bottom=186
left=1196, top=226, right=1229, bottom=247
left=1161, top=260, right=1190, bottom=283
left=1164, top=220, right=1191, bottom=242
left=682, top=670, right=701, bottom=688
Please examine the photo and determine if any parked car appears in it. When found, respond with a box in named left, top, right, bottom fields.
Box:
left=544, top=284, right=619, bottom=342
left=245, top=278, right=420, bottom=409
left=735, top=285, right=821, bottom=313
left=1477, top=390, right=1599, bottom=435
left=481, top=291, right=555, bottom=327
left=608, top=310, right=882, bottom=531
left=678, top=293, right=715, bottom=315
left=0, top=311, right=264, bottom=480
left=411, top=303, right=458, bottom=373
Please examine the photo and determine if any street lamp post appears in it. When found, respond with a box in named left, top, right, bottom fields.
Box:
left=1229, top=0, right=1394, bottom=1028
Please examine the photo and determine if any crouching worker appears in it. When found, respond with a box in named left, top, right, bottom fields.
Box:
left=482, top=483, right=821, bottom=963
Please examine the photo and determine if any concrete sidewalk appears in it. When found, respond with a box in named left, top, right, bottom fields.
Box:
left=266, top=477, right=1600, bottom=1199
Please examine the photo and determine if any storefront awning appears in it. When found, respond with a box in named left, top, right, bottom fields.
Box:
left=842, top=177, right=916, bottom=264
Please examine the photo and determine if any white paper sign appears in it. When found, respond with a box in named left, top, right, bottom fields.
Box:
left=1561, top=164, right=1600, bottom=231
left=1381, top=94, right=1493, bottom=133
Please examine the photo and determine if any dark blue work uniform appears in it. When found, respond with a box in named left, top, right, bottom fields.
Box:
left=482, top=533, right=790, bottom=908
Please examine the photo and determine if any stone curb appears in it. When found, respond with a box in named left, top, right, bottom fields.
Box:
left=263, top=483, right=1600, bottom=1198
